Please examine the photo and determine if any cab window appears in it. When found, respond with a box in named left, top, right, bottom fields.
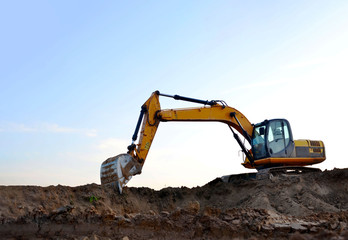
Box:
left=252, top=125, right=267, bottom=159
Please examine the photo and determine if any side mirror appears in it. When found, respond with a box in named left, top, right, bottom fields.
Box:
left=260, top=127, right=265, bottom=135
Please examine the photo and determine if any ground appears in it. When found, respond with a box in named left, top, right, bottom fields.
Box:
left=0, top=168, right=347, bottom=239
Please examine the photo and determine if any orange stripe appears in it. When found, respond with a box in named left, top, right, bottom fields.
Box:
left=243, top=157, right=326, bottom=169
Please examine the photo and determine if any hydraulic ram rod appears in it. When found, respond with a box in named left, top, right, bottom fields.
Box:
left=156, top=91, right=217, bottom=106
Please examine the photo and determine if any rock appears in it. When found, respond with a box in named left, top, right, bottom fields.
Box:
left=169, top=207, right=182, bottom=220
left=273, top=223, right=291, bottom=232
left=102, top=213, right=116, bottom=222
left=330, top=222, right=339, bottom=230
left=277, top=206, right=285, bottom=212
left=185, top=201, right=200, bottom=215
left=261, top=225, right=274, bottom=233
left=148, top=210, right=156, bottom=216
left=90, top=234, right=100, bottom=240
left=203, top=206, right=221, bottom=217
left=339, top=221, right=347, bottom=231
left=124, top=213, right=140, bottom=219
left=289, top=232, right=308, bottom=240
left=160, top=211, right=170, bottom=217
left=54, top=205, right=74, bottom=214
left=232, top=219, right=241, bottom=225
left=290, top=223, right=307, bottom=232
left=115, top=216, right=131, bottom=225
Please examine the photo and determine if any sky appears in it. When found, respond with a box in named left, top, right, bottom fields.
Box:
left=1, top=1, right=347, bottom=189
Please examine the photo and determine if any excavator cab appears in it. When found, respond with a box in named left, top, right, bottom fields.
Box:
left=251, top=119, right=295, bottom=160
left=242, top=118, right=325, bottom=170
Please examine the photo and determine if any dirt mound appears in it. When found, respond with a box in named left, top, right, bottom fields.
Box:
left=0, top=168, right=347, bottom=239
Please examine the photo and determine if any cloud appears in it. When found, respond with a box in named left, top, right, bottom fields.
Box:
left=1, top=123, right=37, bottom=132
left=43, top=123, right=77, bottom=133
left=222, top=79, right=289, bottom=94
left=98, top=138, right=129, bottom=151
left=94, top=138, right=130, bottom=163
left=0, top=122, right=97, bottom=137
left=85, top=130, right=98, bottom=137
left=283, top=58, right=326, bottom=70
left=42, top=123, right=97, bottom=137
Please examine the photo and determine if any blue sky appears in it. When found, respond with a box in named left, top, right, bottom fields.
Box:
left=1, top=1, right=347, bottom=189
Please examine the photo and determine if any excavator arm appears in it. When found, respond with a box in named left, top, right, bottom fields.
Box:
left=101, top=91, right=255, bottom=193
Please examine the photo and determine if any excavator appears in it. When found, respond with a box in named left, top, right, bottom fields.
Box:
left=100, top=91, right=326, bottom=193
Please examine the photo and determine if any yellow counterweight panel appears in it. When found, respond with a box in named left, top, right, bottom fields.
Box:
left=294, top=140, right=326, bottom=158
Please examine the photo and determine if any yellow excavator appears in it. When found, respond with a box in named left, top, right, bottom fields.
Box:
left=100, top=91, right=326, bottom=193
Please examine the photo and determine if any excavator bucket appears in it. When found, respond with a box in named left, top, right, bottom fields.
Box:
left=100, top=153, right=142, bottom=194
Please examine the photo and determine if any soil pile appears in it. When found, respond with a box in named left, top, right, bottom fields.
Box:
left=0, top=168, right=347, bottom=239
